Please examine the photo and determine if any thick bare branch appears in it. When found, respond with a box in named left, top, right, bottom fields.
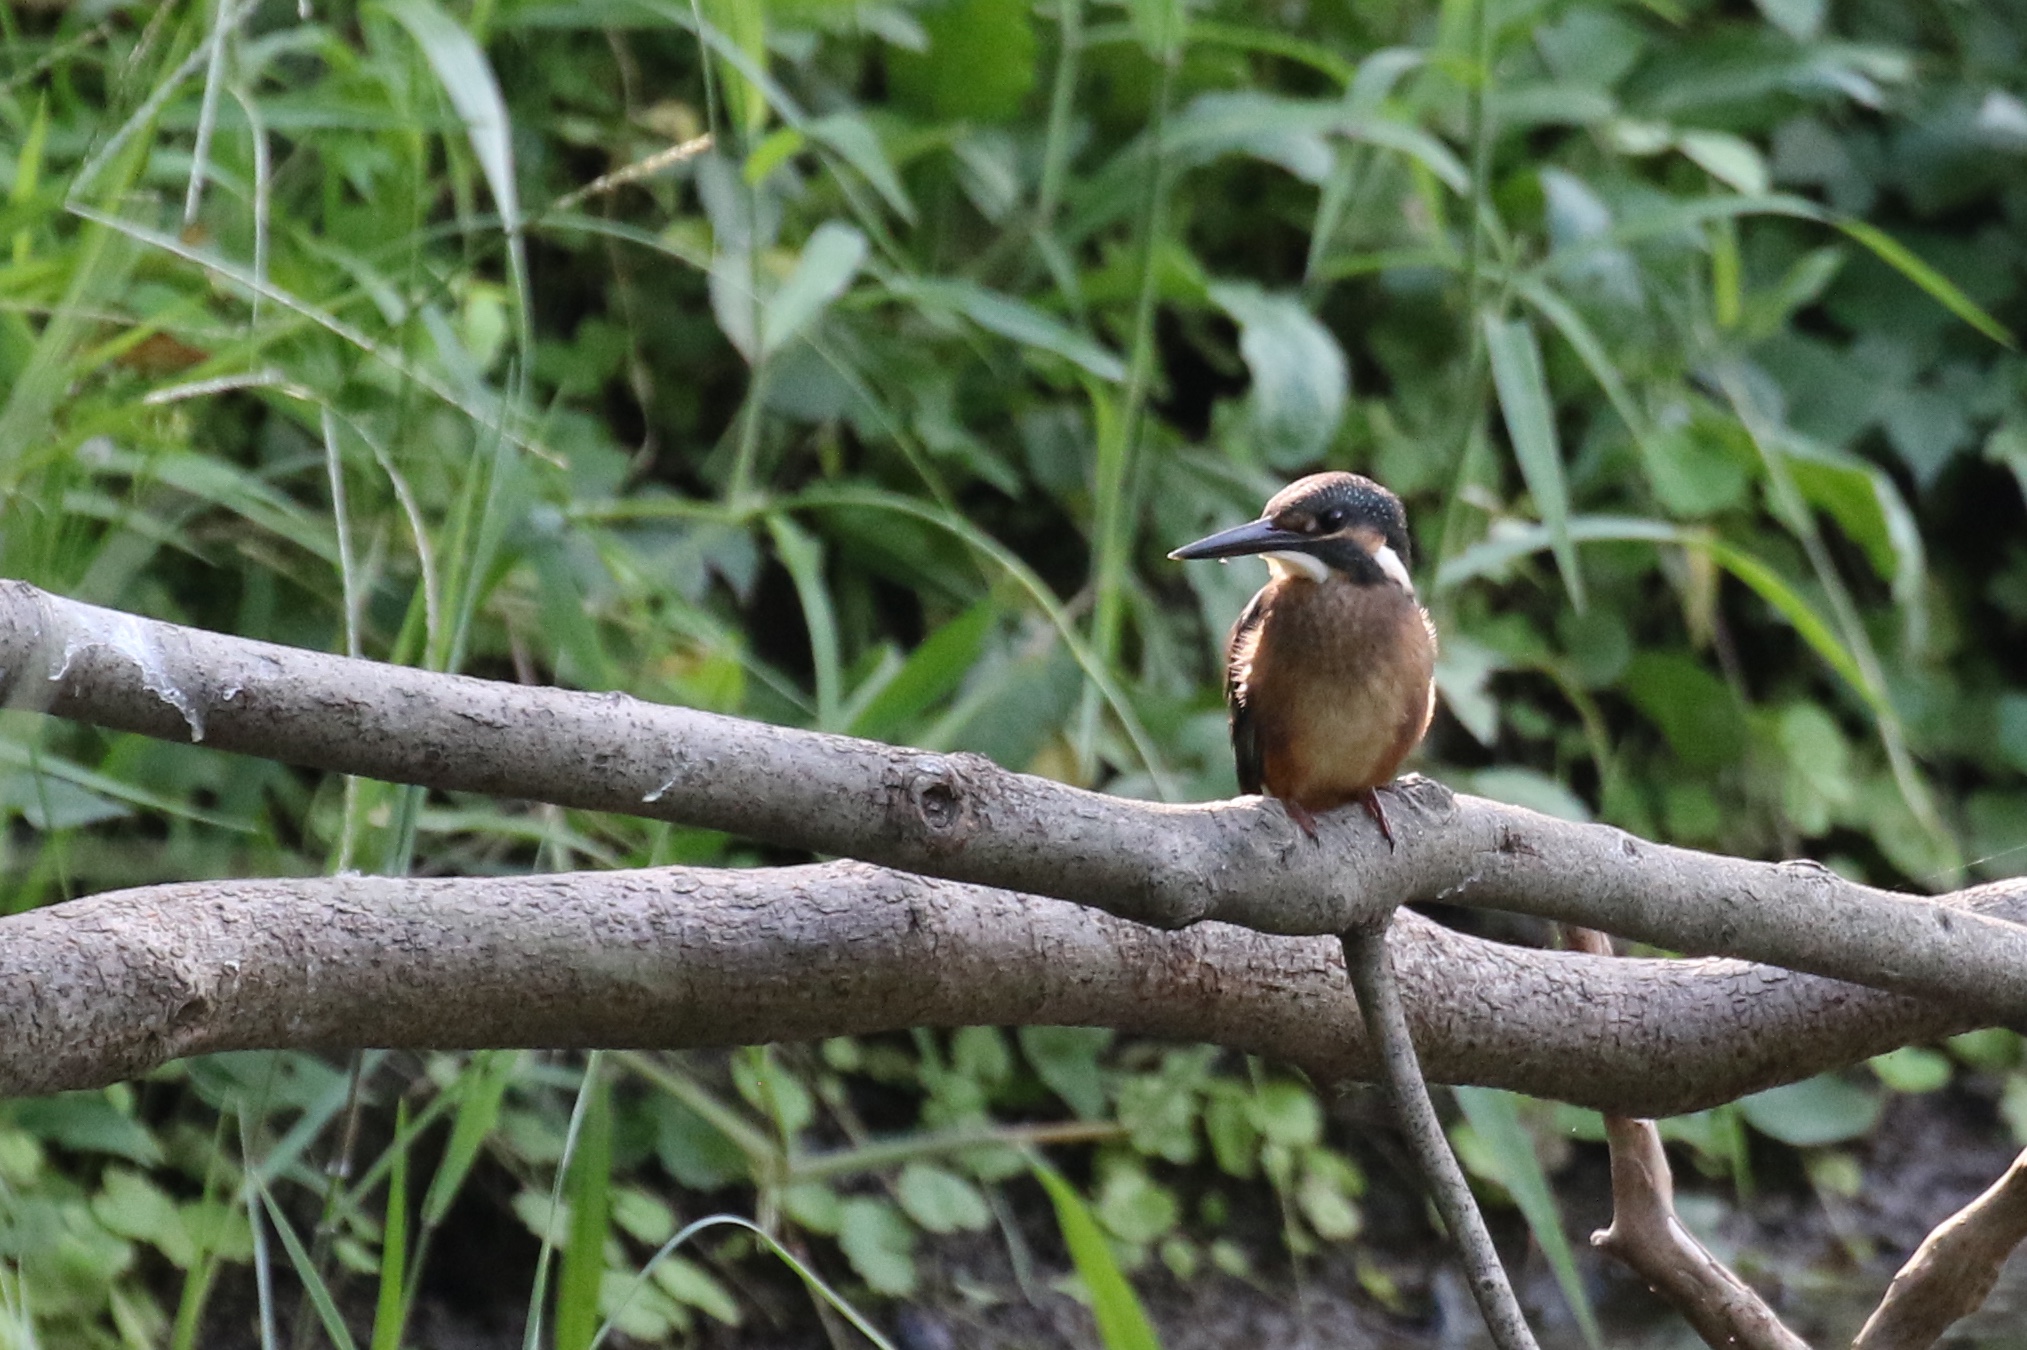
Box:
left=5, top=581, right=2026, bottom=1021
left=2, top=860, right=2018, bottom=1109
left=1853, top=1150, right=2027, bottom=1350
left=1592, top=1117, right=1809, bottom=1350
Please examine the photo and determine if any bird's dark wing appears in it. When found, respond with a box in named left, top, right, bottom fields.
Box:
left=1224, top=588, right=1268, bottom=796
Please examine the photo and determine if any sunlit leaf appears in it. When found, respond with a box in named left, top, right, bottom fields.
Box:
left=760, top=220, right=867, bottom=357
left=1483, top=313, right=1586, bottom=608
left=1208, top=282, right=1347, bottom=469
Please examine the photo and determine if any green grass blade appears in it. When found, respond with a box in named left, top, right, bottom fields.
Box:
left=380, top=0, right=533, bottom=364
left=421, top=1050, right=516, bottom=1227
left=765, top=515, right=844, bottom=730
left=555, top=1070, right=612, bottom=1350
left=369, top=1099, right=411, bottom=1350
left=1032, top=1160, right=1161, bottom=1350
left=1483, top=312, right=1585, bottom=609
left=1435, top=515, right=1871, bottom=698
left=254, top=1184, right=360, bottom=1350
left=787, top=484, right=1176, bottom=795
left=1454, top=1088, right=1601, bottom=1350
left=591, top=1214, right=896, bottom=1350
left=525, top=1053, right=604, bottom=1350
left=1833, top=219, right=2014, bottom=349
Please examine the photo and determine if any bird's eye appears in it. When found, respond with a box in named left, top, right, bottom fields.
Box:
left=1318, top=508, right=1347, bottom=532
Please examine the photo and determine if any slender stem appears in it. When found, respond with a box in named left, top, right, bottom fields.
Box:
left=1035, top=0, right=1084, bottom=230
left=1341, top=923, right=1539, bottom=1350
left=1431, top=0, right=1502, bottom=615
left=1077, top=52, right=1175, bottom=779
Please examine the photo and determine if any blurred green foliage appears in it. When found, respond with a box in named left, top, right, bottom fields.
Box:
left=3, top=0, right=2027, bottom=1341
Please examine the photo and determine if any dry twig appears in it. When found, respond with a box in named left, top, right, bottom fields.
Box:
left=1853, top=1149, right=2027, bottom=1349
left=1592, top=1116, right=1808, bottom=1350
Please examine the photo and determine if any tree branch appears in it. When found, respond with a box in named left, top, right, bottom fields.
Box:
left=1852, top=1149, right=2027, bottom=1349
left=1591, top=1116, right=1809, bottom=1350
left=3, top=860, right=2018, bottom=1109
left=6, top=581, right=2027, bottom=1023
left=1344, top=924, right=1539, bottom=1350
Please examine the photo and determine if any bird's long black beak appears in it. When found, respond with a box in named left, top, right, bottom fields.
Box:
left=1168, top=518, right=1308, bottom=561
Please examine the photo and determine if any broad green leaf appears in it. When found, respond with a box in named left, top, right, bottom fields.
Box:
left=649, top=1254, right=741, bottom=1324
left=807, top=114, right=915, bottom=223
left=92, top=1170, right=193, bottom=1268
left=895, top=1163, right=991, bottom=1234
left=2, top=773, right=130, bottom=830
left=1781, top=436, right=1925, bottom=609
left=1019, top=1026, right=1113, bottom=1120
left=697, top=155, right=766, bottom=362
left=1248, top=1080, right=1322, bottom=1150
left=1754, top=0, right=1825, bottom=39
left=888, top=0, right=1037, bottom=121
left=1128, top=0, right=1186, bottom=60
left=760, top=221, right=867, bottom=356
left=1295, top=1150, right=1364, bottom=1241
left=1208, top=282, right=1348, bottom=470
left=1641, top=414, right=1753, bottom=518
left=1483, top=313, right=1585, bottom=608
left=1094, top=1161, right=1179, bottom=1245
left=848, top=601, right=995, bottom=742
left=1033, top=1161, right=1160, bottom=1350
left=1204, top=1090, right=1259, bottom=1179
left=1739, top=1075, right=1882, bottom=1147
left=1455, top=1089, right=1602, bottom=1350
left=7, top=1093, right=162, bottom=1166
left=1164, top=92, right=1466, bottom=191
left=1676, top=130, right=1769, bottom=195
left=1468, top=767, right=1592, bottom=822
left=1868, top=1047, right=1951, bottom=1094
left=1166, top=91, right=1335, bottom=183
left=743, top=127, right=806, bottom=185
left=1623, top=652, right=1746, bottom=770
left=837, top=1197, right=917, bottom=1296
left=904, top=279, right=1127, bottom=382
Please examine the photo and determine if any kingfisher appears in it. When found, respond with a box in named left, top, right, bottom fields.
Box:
left=1170, top=472, right=1437, bottom=845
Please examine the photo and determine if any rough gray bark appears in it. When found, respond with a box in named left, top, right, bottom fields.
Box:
left=6, top=581, right=2027, bottom=1024
left=3, top=859, right=2017, bottom=1107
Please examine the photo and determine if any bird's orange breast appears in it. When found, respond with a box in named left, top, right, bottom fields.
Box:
left=1236, top=576, right=1436, bottom=813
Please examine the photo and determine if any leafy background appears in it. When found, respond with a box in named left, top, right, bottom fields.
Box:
left=3, top=0, right=2027, bottom=1344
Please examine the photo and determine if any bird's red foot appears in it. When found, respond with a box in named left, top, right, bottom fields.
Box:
left=1356, top=787, right=1396, bottom=851
left=1285, top=800, right=1321, bottom=841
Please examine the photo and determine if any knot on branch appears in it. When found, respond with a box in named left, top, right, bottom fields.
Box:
left=893, top=752, right=988, bottom=849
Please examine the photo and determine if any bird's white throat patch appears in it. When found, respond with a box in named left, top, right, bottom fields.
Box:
left=1265, top=546, right=1415, bottom=593
left=1265, top=551, right=1330, bottom=584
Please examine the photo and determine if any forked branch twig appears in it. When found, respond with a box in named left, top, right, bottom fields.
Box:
left=1853, top=1149, right=2027, bottom=1350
